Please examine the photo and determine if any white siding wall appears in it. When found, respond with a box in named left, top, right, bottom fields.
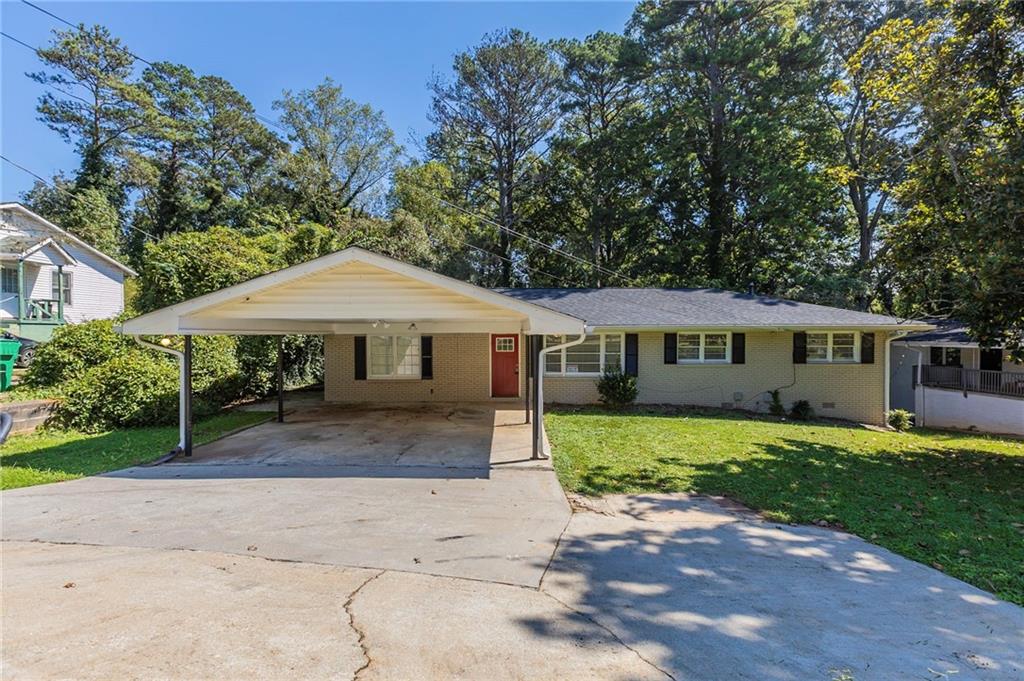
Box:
left=0, top=208, right=127, bottom=323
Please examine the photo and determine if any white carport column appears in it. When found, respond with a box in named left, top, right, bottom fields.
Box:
left=533, top=332, right=588, bottom=460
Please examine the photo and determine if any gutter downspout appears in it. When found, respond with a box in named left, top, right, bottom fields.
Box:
left=133, top=335, right=186, bottom=456
left=885, top=330, right=911, bottom=422
left=534, top=330, right=590, bottom=459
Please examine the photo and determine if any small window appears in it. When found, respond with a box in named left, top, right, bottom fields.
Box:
left=495, top=337, right=515, bottom=352
left=677, top=332, right=732, bottom=364
left=1, top=267, right=18, bottom=294
left=807, top=331, right=860, bottom=363
left=368, top=335, right=421, bottom=379
left=51, top=270, right=72, bottom=305
left=930, top=347, right=962, bottom=367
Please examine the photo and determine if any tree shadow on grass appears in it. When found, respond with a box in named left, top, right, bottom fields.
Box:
left=521, top=491, right=1024, bottom=679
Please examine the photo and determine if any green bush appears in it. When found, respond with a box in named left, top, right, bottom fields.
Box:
left=56, top=352, right=179, bottom=432
left=789, top=399, right=815, bottom=421
left=26, top=319, right=134, bottom=387
left=597, top=368, right=638, bottom=407
left=887, top=409, right=914, bottom=431
left=768, top=389, right=786, bottom=417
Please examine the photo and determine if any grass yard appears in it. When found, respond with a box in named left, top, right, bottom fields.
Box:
left=1, top=411, right=271, bottom=490
left=546, top=406, right=1024, bottom=606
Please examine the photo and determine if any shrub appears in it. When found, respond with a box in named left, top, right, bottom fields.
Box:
left=26, top=319, right=134, bottom=387
left=887, top=409, right=914, bottom=431
left=597, top=368, right=638, bottom=407
left=56, top=352, right=179, bottom=432
left=789, top=399, right=815, bottom=421
left=768, top=389, right=786, bottom=417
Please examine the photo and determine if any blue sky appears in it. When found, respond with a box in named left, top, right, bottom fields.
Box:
left=1, top=1, right=636, bottom=199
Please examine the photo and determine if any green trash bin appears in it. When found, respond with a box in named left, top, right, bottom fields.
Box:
left=0, top=337, right=21, bottom=391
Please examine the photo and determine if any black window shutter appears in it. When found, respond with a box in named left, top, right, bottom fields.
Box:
left=664, top=333, right=677, bottom=364
left=793, top=332, right=807, bottom=364
left=421, top=336, right=433, bottom=379
left=930, top=346, right=943, bottom=366
left=980, top=348, right=1003, bottom=371
left=732, top=333, right=746, bottom=364
left=861, top=332, right=875, bottom=364
left=625, top=334, right=639, bottom=376
left=354, top=336, right=367, bottom=380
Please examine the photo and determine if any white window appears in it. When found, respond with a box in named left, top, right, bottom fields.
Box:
left=51, top=270, right=72, bottom=305
left=368, top=335, right=421, bottom=379
left=544, top=334, right=623, bottom=376
left=495, top=337, right=515, bottom=352
left=807, top=331, right=860, bottom=363
left=1, top=267, right=18, bottom=294
left=677, top=332, right=731, bottom=364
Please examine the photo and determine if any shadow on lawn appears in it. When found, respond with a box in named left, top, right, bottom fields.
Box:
left=523, top=492, right=1024, bottom=679
left=574, top=434, right=1023, bottom=606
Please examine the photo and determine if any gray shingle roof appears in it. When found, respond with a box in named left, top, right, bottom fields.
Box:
left=496, top=287, right=927, bottom=329
left=901, top=320, right=975, bottom=345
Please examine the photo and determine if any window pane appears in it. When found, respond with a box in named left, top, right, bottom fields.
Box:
left=603, top=334, right=622, bottom=372
left=705, top=333, right=727, bottom=360
left=677, top=334, right=700, bottom=361
left=545, top=352, right=562, bottom=374
left=832, top=333, right=855, bottom=361
left=1, top=268, right=17, bottom=293
left=394, top=336, right=420, bottom=376
left=566, top=335, right=601, bottom=374
left=544, top=335, right=563, bottom=348
left=945, top=348, right=961, bottom=367
left=807, top=333, right=829, bottom=361
left=369, top=336, right=394, bottom=375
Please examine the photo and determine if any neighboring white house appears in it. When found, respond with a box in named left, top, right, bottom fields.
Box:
left=891, top=320, right=1024, bottom=436
left=1, top=203, right=136, bottom=341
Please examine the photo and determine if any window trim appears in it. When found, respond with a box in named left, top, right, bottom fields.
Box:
left=51, top=270, right=72, bottom=306
left=806, top=331, right=860, bottom=364
left=676, top=331, right=732, bottom=364
left=367, top=334, right=422, bottom=380
left=544, top=333, right=624, bottom=377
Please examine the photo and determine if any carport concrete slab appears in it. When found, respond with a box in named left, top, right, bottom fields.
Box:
left=1, top=541, right=371, bottom=680
left=543, top=494, right=1024, bottom=680
left=188, top=403, right=542, bottom=469
left=1, top=404, right=568, bottom=587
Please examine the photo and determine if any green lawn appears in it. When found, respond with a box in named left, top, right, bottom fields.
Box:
left=1, top=411, right=271, bottom=490
left=546, top=406, right=1024, bottom=606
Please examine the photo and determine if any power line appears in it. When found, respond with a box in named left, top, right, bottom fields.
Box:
left=1, top=154, right=158, bottom=241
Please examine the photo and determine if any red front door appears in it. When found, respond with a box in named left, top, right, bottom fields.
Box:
left=491, top=334, right=519, bottom=397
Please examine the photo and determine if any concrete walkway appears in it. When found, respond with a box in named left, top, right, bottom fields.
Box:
left=3, top=405, right=1022, bottom=679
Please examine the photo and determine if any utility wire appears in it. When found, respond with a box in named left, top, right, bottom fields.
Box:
left=1, top=154, right=159, bottom=241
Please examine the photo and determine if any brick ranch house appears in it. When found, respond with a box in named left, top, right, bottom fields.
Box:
left=120, top=247, right=931, bottom=458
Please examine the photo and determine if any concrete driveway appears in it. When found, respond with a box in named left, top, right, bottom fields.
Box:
left=3, top=404, right=1023, bottom=679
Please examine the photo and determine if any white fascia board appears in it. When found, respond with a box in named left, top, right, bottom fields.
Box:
left=588, top=322, right=935, bottom=333
left=119, top=247, right=585, bottom=336
left=1, top=203, right=135, bottom=275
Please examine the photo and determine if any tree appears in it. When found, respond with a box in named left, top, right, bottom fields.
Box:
left=274, top=78, right=400, bottom=224
left=61, top=188, right=122, bottom=257
left=855, top=0, right=1024, bottom=356
left=428, top=29, right=563, bottom=286
left=524, top=32, right=653, bottom=286
left=30, top=24, right=149, bottom=203
left=632, top=0, right=847, bottom=296
left=809, top=1, right=923, bottom=308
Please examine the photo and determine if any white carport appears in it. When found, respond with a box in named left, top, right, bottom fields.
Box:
left=118, top=247, right=586, bottom=460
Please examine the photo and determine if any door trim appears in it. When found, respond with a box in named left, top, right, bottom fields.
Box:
left=489, top=333, right=520, bottom=399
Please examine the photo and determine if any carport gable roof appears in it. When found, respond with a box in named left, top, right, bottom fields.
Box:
left=118, top=247, right=586, bottom=336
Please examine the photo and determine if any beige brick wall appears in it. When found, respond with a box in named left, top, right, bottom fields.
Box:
left=546, top=331, right=886, bottom=425
left=324, top=334, right=525, bottom=403
left=325, top=331, right=887, bottom=424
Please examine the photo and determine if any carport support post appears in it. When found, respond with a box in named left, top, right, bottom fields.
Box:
left=531, top=335, right=542, bottom=460
left=183, top=335, right=193, bottom=456
left=276, top=335, right=284, bottom=423
left=524, top=334, right=531, bottom=424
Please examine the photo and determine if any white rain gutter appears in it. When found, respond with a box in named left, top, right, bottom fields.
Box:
left=533, top=330, right=590, bottom=458
left=133, top=335, right=186, bottom=455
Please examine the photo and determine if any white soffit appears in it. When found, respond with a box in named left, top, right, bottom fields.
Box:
left=119, top=247, right=585, bottom=336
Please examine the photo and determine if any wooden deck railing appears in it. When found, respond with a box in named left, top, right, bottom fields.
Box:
left=918, top=364, right=1024, bottom=398
left=22, top=298, right=62, bottom=323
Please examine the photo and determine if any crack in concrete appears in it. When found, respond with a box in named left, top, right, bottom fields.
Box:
left=540, top=589, right=677, bottom=681
left=343, top=570, right=385, bottom=680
